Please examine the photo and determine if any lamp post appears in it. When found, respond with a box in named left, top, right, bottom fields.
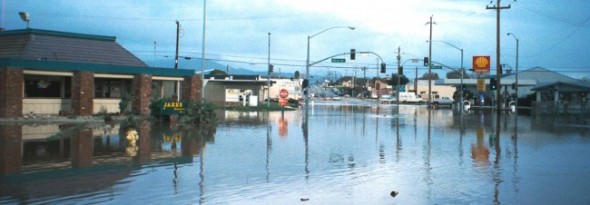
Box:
left=305, top=26, right=355, bottom=110
left=19, top=12, right=30, bottom=29
left=428, top=40, right=464, bottom=108
left=507, top=32, right=519, bottom=109
left=200, top=0, right=207, bottom=102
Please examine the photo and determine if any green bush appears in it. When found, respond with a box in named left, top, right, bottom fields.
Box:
left=180, top=101, right=217, bottom=126
left=119, top=92, right=133, bottom=114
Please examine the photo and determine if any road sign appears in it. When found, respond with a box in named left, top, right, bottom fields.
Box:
left=331, top=58, right=346, bottom=63
left=432, top=65, right=442, bottom=69
left=279, top=89, right=289, bottom=99
left=477, top=78, right=486, bottom=92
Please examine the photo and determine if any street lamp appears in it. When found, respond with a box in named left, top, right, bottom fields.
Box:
left=507, top=32, right=519, bottom=109
left=200, top=0, right=207, bottom=102
left=427, top=40, right=464, bottom=108
left=19, top=12, right=30, bottom=29
left=304, top=26, right=355, bottom=107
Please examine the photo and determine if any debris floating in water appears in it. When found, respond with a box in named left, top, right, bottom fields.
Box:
left=390, top=190, right=399, bottom=197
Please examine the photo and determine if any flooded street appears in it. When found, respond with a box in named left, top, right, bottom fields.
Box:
left=2, top=99, right=590, bottom=204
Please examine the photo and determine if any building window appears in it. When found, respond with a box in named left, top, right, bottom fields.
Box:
left=95, top=78, right=131, bottom=98
left=24, top=75, right=70, bottom=98
left=151, top=80, right=176, bottom=100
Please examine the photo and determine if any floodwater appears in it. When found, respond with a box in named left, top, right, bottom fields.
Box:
left=1, top=99, right=590, bottom=204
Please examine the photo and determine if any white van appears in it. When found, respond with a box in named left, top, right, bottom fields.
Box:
left=398, top=92, right=425, bottom=103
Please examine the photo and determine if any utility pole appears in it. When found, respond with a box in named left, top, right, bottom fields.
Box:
left=426, top=15, right=435, bottom=106
left=200, top=0, right=207, bottom=102
left=415, top=67, right=418, bottom=96
left=174, top=20, right=180, bottom=100
left=267, top=32, right=271, bottom=108
left=396, top=46, right=401, bottom=106
left=487, top=0, right=511, bottom=115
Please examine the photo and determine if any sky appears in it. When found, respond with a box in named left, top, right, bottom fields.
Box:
left=2, top=0, right=590, bottom=79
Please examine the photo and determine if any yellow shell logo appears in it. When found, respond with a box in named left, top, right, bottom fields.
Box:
left=475, top=57, right=489, bottom=68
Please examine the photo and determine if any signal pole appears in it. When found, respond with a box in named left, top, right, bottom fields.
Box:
left=174, top=21, right=181, bottom=100
left=396, top=47, right=401, bottom=106
left=426, top=16, right=435, bottom=106
left=487, top=0, right=511, bottom=115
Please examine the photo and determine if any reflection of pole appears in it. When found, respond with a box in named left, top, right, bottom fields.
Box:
left=199, top=149, right=205, bottom=204
left=302, top=113, right=309, bottom=180
left=266, top=112, right=272, bottom=182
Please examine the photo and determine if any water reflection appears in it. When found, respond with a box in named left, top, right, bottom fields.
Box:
left=0, top=119, right=213, bottom=204
left=2, top=102, right=590, bottom=204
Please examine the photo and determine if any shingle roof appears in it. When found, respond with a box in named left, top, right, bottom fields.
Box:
left=0, top=29, right=146, bottom=67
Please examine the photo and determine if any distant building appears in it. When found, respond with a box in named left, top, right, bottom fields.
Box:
left=405, top=79, right=456, bottom=100
left=203, top=74, right=271, bottom=106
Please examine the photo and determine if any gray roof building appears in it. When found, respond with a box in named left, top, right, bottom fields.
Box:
left=0, top=29, right=146, bottom=67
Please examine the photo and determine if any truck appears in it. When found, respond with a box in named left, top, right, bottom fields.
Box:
left=398, top=92, right=425, bottom=104
left=432, top=97, right=454, bottom=108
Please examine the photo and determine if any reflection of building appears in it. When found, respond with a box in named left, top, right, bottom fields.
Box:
left=0, top=29, right=200, bottom=117
left=0, top=121, right=209, bottom=201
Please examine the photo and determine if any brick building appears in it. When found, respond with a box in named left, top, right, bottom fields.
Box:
left=0, top=29, right=200, bottom=117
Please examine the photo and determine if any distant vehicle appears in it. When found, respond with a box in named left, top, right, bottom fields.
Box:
left=398, top=92, right=425, bottom=104
left=432, top=97, right=454, bottom=108
left=371, top=93, right=379, bottom=99
left=379, top=95, right=396, bottom=104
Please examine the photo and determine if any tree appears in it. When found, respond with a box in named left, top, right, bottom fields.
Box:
left=388, top=74, right=409, bottom=88
left=419, top=72, right=439, bottom=80
left=210, top=69, right=227, bottom=79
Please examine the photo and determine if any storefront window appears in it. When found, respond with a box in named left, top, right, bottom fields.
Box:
left=95, top=78, right=131, bottom=98
left=24, top=76, right=70, bottom=98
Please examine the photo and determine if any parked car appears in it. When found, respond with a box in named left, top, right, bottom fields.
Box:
left=398, top=92, right=425, bottom=103
left=432, top=97, right=454, bottom=108
left=379, top=95, right=397, bottom=104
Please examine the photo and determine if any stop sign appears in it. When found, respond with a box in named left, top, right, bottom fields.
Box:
left=279, top=89, right=289, bottom=99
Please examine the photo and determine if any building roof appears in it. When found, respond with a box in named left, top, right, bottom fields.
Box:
left=0, top=29, right=146, bottom=67
left=502, top=66, right=579, bottom=84
left=0, top=29, right=195, bottom=77
left=531, top=81, right=590, bottom=92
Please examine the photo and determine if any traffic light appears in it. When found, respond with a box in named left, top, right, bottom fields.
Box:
left=302, top=79, right=309, bottom=89
left=398, top=66, right=403, bottom=75
left=268, top=64, right=274, bottom=73
left=380, top=63, right=386, bottom=73
left=350, top=49, right=356, bottom=60
left=423, top=57, right=429, bottom=67
left=489, top=77, right=497, bottom=90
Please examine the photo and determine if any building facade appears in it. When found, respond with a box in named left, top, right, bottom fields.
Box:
left=0, top=29, right=200, bottom=117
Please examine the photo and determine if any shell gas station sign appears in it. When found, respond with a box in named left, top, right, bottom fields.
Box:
left=472, top=56, right=491, bottom=73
